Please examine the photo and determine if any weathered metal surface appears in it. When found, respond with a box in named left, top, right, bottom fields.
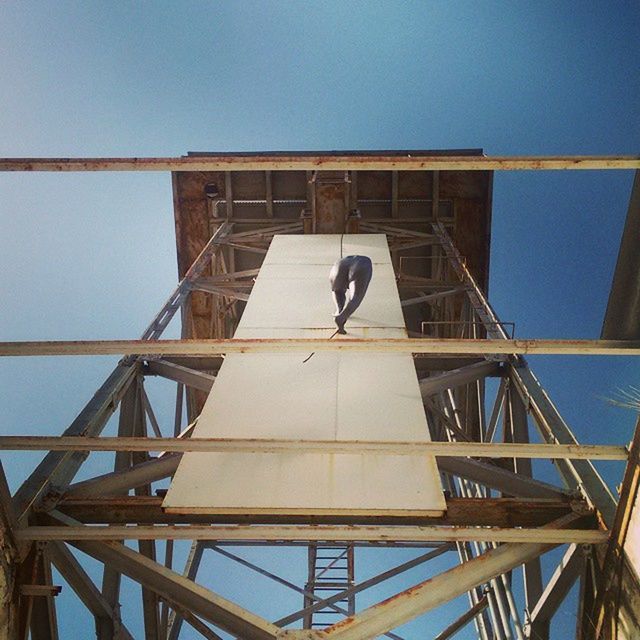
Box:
left=0, top=436, right=628, bottom=459
left=48, top=542, right=133, bottom=639
left=4, top=337, right=640, bottom=357
left=587, top=417, right=640, bottom=639
left=69, top=540, right=280, bottom=640
left=19, top=525, right=606, bottom=544
left=277, top=544, right=453, bottom=628
left=1, top=154, right=639, bottom=171
left=419, top=360, right=502, bottom=396
left=320, top=542, right=554, bottom=640
left=11, top=363, right=139, bottom=525
left=509, top=364, right=619, bottom=528
left=437, top=456, right=572, bottom=499
left=56, top=496, right=577, bottom=527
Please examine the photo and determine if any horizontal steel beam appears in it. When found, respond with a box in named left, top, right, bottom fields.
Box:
left=17, top=525, right=607, bottom=544
left=56, top=496, right=577, bottom=528
left=0, top=436, right=627, bottom=459
left=1, top=155, right=638, bottom=172
left=3, top=338, right=640, bottom=357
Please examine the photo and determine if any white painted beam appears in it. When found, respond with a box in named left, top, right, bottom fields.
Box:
left=3, top=338, right=640, bottom=357
left=1, top=155, right=638, bottom=172
left=0, top=436, right=627, bottom=459
left=528, top=544, right=582, bottom=625
left=16, top=525, right=607, bottom=544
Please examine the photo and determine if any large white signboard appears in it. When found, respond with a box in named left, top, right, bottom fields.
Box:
left=163, top=235, right=446, bottom=517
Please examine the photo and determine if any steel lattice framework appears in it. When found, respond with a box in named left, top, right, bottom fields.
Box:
left=1, top=153, right=639, bottom=640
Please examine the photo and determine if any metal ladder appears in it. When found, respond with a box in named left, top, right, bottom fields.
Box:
left=303, top=544, right=355, bottom=629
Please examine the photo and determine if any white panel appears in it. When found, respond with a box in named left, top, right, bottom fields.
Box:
left=163, top=234, right=446, bottom=516
left=336, top=354, right=431, bottom=442
left=262, top=234, right=392, bottom=266
left=195, top=352, right=338, bottom=440
left=233, top=327, right=408, bottom=339
left=165, top=453, right=444, bottom=515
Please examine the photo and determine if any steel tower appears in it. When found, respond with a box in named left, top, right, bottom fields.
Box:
left=0, top=152, right=638, bottom=640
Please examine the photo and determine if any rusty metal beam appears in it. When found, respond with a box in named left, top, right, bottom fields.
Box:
left=48, top=542, right=133, bottom=639
left=431, top=222, right=620, bottom=530
left=99, top=374, right=140, bottom=639
left=56, top=495, right=577, bottom=527
left=8, top=225, right=232, bottom=526
left=172, top=604, right=225, bottom=640
left=588, top=416, right=640, bottom=639
left=1, top=154, right=638, bottom=172
left=17, top=525, right=606, bottom=544
left=320, top=542, right=553, bottom=640
left=275, top=544, right=453, bottom=627
left=69, top=540, right=279, bottom=640
left=0, top=436, right=627, bottom=459
left=190, top=280, right=251, bottom=302
left=0, top=462, right=20, bottom=639
left=0, top=461, right=20, bottom=558
left=3, top=337, right=640, bottom=357
left=166, top=540, right=205, bottom=640
left=5, top=336, right=640, bottom=359
left=508, top=364, right=618, bottom=528
left=23, top=545, right=59, bottom=640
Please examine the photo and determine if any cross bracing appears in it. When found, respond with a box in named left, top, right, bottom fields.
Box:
left=0, top=153, right=639, bottom=640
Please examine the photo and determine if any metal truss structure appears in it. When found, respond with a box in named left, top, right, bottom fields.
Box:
left=1, top=153, right=639, bottom=640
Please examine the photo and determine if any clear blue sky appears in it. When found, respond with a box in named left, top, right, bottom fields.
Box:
left=0, top=2, right=639, bottom=638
